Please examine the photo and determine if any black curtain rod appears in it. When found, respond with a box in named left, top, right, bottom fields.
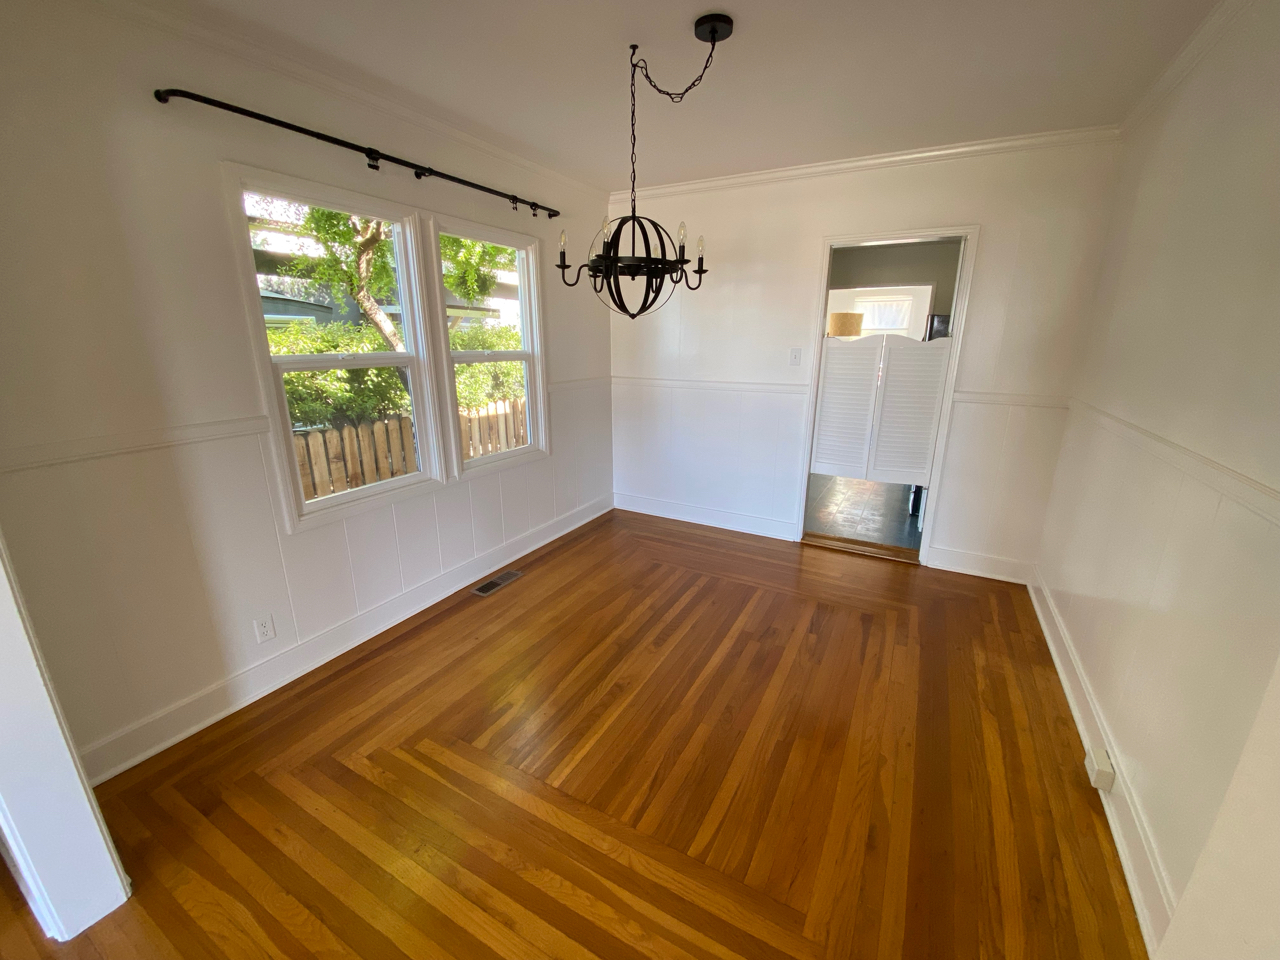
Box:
left=154, top=88, right=561, bottom=219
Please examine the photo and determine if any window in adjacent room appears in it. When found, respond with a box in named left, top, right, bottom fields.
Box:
left=437, top=222, right=546, bottom=467
left=240, top=186, right=440, bottom=523
left=826, top=284, right=934, bottom=340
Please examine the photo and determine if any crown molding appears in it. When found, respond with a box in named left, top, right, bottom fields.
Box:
left=95, top=0, right=607, bottom=200
left=1123, top=0, right=1257, bottom=132
left=608, top=125, right=1122, bottom=205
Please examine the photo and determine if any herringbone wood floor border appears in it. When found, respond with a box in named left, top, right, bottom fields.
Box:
left=1, top=510, right=1146, bottom=959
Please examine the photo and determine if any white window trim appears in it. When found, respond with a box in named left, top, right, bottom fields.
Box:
left=222, top=165, right=450, bottom=534
left=428, top=215, right=550, bottom=481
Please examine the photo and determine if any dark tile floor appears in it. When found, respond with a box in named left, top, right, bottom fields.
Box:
left=803, top=474, right=923, bottom=552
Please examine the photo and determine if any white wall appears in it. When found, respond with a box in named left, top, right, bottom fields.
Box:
left=610, top=133, right=1119, bottom=571
left=0, top=531, right=129, bottom=939
left=1157, top=653, right=1280, bottom=960
left=0, top=0, right=612, bottom=784
left=1034, top=0, right=1280, bottom=952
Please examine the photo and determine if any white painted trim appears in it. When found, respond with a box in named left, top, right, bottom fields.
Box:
left=611, top=376, right=810, bottom=395
left=1123, top=0, right=1258, bottom=132
left=549, top=376, right=613, bottom=390
left=0, top=533, right=130, bottom=939
left=612, top=493, right=797, bottom=541
left=1026, top=563, right=1173, bottom=953
left=80, top=496, right=614, bottom=784
left=0, top=416, right=269, bottom=474
left=0, top=794, right=67, bottom=940
left=1073, top=399, right=1280, bottom=526
left=952, top=391, right=1069, bottom=409
left=924, top=546, right=1033, bottom=584
left=610, top=128, right=1121, bottom=205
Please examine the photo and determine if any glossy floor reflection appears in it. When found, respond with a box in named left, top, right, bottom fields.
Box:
left=804, top=474, right=922, bottom=553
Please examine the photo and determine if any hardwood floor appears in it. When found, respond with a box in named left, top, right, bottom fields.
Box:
left=1, top=510, right=1146, bottom=960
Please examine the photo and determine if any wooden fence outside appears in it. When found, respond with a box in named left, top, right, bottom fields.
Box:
left=460, top=396, right=528, bottom=462
left=292, top=397, right=528, bottom=500
left=294, top=415, right=417, bottom=501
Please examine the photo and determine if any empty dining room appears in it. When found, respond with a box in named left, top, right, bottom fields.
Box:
left=2, top=0, right=1278, bottom=958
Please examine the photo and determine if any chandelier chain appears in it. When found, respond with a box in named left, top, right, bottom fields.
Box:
left=629, top=39, right=718, bottom=216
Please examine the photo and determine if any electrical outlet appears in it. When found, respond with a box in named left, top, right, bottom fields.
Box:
left=789, top=347, right=802, bottom=366
left=1085, top=748, right=1115, bottom=793
left=253, top=616, right=277, bottom=644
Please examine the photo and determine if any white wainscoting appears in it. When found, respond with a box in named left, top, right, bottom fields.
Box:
left=1032, top=399, right=1280, bottom=950
left=613, top=378, right=1072, bottom=584
left=0, top=378, right=613, bottom=784
left=925, top=391, right=1069, bottom=581
left=611, top=377, right=810, bottom=539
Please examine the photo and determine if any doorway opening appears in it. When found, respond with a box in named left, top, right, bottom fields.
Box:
left=801, top=234, right=967, bottom=563
left=804, top=475, right=924, bottom=560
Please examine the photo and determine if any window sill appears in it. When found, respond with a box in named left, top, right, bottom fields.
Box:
left=457, top=443, right=549, bottom=481
left=284, top=469, right=445, bottom=535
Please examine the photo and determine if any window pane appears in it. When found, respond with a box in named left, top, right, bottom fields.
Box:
left=454, top=361, right=529, bottom=461
left=439, top=233, right=524, bottom=351
left=281, top=366, right=418, bottom=501
left=243, top=191, right=407, bottom=355
left=853, top=297, right=913, bottom=332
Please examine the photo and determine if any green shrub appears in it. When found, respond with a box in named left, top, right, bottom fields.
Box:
left=268, top=319, right=526, bottom=428
left=268, top=320, right=410, bottom=429
left=449, top=322, right=526, bottom=410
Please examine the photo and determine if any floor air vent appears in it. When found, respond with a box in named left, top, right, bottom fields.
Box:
left=472, top=570, right=523, bottom=596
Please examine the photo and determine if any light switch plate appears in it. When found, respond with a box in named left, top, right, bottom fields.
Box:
left=789, top=347, right=802, bottom=366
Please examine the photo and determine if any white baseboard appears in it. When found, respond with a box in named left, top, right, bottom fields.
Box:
left=1026, top=564, right=1174, bottom=953
left=924, top=545, right=1033, bottom=584
left=612, top=493, right=798, bottom=541
left=80, top=498, right=613, bottom=785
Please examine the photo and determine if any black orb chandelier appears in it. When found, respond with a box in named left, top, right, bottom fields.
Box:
left=557, top=14, right=733, bottom=318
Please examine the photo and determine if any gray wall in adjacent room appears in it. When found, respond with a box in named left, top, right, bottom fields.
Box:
left=827, top=238, right=963, bottom=314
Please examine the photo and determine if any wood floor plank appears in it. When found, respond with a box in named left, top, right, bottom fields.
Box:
left=408, top=736, right=815, bottom=957
left=4, top=510, right=1147, bottom=960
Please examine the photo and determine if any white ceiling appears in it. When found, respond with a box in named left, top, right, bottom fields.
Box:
left=171, top=0, right=1218, bottom=190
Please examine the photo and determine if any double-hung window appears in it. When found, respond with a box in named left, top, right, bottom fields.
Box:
left=234, top=174, right=444, bottom=530
left=435, top=220, right=546, bottom=471
left=231, top=171, right=548, bottom=531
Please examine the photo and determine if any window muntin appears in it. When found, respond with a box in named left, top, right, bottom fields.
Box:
left=439, top=231, right=536, bottom=463
left=241, top=188, right=431, bottom=509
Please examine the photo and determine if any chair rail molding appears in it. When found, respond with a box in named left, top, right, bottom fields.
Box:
left=0, top=417, right=271, bottom=475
